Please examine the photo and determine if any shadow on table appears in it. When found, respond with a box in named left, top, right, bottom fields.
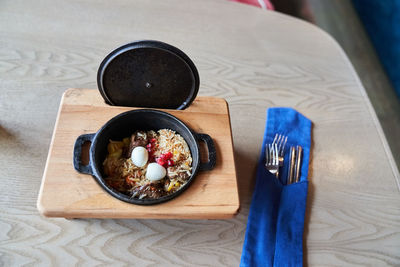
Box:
left=0, top=124, right=16, bottom=141
left=234, top=149, right=258, bottom=207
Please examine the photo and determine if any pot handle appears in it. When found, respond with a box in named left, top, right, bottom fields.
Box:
left=73, top=133, right=95, bottom=175
left=195, top=133, right=217, bottom=171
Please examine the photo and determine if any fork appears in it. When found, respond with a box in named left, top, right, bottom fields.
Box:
left=265, top=143, right=279, bottom=178
left=272, top=134, right=288, bottom=167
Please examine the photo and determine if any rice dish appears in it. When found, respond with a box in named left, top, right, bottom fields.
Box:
left=103, top=129, right=192, bottom=199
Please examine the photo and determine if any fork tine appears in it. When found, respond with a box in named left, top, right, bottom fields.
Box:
left=276, top=134, right=282, bottom=153
left=268, top=144, right=273, bottom=165
left=272, top=134, right=278, bottom=146
left=277, top=134, right=282, bottom=143
left=274, top=143, right=279, bottom=165
left=271, top=144, right=275, bottom=165
left=274, top=143, right=280, bottom=178
left=280, top=136, right=288, bottom=156
left=265, top=142, right=280, bottom=178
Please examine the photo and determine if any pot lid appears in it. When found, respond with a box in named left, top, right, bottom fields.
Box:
left=97, top=40, right=200, bottom=110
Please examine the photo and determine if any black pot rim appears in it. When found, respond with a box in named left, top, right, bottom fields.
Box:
left=90, top=109, right=201, bottom=205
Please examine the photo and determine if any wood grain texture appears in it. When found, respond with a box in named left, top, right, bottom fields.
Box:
left=309, top=0, right=400, bottom=173
left=0, top=0, right=399, bottom=266
left=38, top=89, right=239, bottom=219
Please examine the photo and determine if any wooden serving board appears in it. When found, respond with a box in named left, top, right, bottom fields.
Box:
left=37, top=88, right=239, bottom=219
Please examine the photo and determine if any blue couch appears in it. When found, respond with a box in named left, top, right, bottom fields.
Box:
left=352, top=0, right=400, bottom=98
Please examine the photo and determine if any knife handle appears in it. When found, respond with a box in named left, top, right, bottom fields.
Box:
left=294, top=146, right=303, bottom=183
left=288, top=146, right=296, bottom=184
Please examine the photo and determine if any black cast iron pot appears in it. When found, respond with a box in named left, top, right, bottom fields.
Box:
left=73, top=109, right=216, bottom=205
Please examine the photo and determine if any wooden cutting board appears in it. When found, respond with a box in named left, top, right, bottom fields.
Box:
left=37, top=88, right=239, bottom=219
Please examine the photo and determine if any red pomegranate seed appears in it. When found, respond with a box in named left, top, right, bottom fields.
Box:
left=167, top=159, right=174, bottom=167
left=164, top=152, right=173, bottom=160
left=156, top=158, right=166, bottom=166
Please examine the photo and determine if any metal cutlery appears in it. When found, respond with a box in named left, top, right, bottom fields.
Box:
left=272, top=134, right=287, bottom=167
left=287, top=145, right=303, bottom=184
left=294, top=146, right=303, bottom=183
left=265, top=143, right=279, bottom=178
left=288, top=146, right=296, bottom=184
left=265, top=134, right=288, bottom=180
left=265, top=133, right=302, bottom=184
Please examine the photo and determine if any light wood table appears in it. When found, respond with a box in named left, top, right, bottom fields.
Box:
left=1, top=0, right=399, bottom=265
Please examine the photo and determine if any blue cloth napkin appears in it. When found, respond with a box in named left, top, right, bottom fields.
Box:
left=240, top=108, right=312, bottom=267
